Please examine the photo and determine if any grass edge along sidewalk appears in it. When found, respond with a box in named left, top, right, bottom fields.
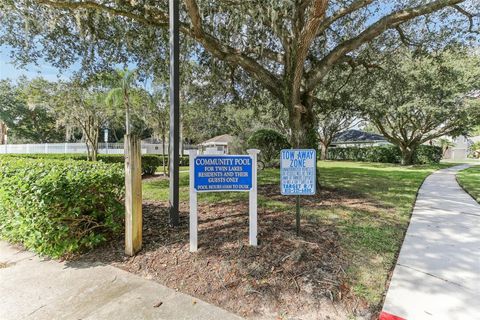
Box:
left=456, top=166, right=480, bottom=202
left=142, top=161, right=453, bottom=311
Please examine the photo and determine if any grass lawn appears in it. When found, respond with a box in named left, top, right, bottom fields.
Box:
left=456, top=166, right=480, bottom=202
left=142, top=161, right=451, bottom=310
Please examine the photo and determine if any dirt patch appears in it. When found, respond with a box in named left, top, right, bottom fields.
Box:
left=78, top=186, right=376, bottom=319
left=0, top=261, right=11, bottom=268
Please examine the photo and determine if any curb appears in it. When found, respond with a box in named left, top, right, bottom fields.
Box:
left=379, top=311, right=406, bottom=320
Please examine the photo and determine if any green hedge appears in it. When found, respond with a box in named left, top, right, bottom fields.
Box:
left=327, top=145, right=442, bottom=164
left=0, top=154, right=172, bottom=175
left=0, top=158, right=124, bottom=258
left=413, top=146, right=443, bottom=164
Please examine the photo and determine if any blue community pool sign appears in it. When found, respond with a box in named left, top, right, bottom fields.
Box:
left=280, top=149, right=316, bottom=195
left=194, top=155, right=252, bottom=192
left=188, top=150, right=260, bottom=252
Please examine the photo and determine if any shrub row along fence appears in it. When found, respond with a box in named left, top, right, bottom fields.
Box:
left=0, top=142, right=195, bottom=155
left=327, top=145, right=443, bottom=164
left=0, top=154, right=190, bottom=175
left=0, top=157, right=125, bottom=257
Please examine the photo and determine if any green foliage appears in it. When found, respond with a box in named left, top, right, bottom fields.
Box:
left=0, top=78, right=64, bottom=143
left=470, top=142, right=480, bottom=158
left=413, top=146, right=443, bottom=164
left=247, top=129, right=290, bottom=165
left=0, top=158, right=124, bottom=258
left=360, top=49, right=480, bottom=165
left=0, top=153, right=189, bottom=175
left=328, top=145, right=442, bottom=164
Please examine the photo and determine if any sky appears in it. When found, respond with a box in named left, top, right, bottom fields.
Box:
left=0, top=45, right=75, bottom=81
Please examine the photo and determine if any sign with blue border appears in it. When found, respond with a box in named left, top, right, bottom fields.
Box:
left=280, top=149, right=316, bottom=195
left=194, top=155, right=253, bottom=192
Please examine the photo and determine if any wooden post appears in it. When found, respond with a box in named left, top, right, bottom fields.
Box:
left=125, top=134, right=142, bottom=256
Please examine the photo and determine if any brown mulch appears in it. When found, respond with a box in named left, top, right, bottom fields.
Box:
left=78, top=184, right=375, bottom=319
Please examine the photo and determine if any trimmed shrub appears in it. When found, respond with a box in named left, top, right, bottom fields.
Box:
left=0, top=153, right=166, bottom=175
left=412, top=146, right=443, bottom=164
left=327, top=145, right=442, bottom=164
left=0, top=158, right=124, bottom=258
left=247, top=129, right=291, bottom=166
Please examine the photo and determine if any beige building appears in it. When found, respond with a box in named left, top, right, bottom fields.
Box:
left=442, top=136, right=479, bottom=161
left=199, top=134, right=234, bottom=154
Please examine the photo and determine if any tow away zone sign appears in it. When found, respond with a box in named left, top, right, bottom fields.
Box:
left=280, top=149, right=316, bottom=195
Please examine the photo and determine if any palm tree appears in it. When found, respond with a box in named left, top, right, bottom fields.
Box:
left=105, top=69, right=137, bottom=135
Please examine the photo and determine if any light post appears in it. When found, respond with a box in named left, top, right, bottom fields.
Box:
left=169, top=0, right=180, bottom=227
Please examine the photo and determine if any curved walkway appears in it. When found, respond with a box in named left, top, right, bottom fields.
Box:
left=381, top=165, right=480, bottom=320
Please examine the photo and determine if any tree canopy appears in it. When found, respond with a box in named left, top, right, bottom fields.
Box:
left=360, top=48, right=480, bottom=164
left=1, top=0, right=478, bottom=148
left=0, top=78, right=64, bottom=143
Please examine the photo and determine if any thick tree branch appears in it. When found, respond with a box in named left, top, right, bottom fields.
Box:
left=184, top=0, right=283, bottom=98
left=291, top=0, right=328, bottom=105
left=306, top=0, right=465, bottom=92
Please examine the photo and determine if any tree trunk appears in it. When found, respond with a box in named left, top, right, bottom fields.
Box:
left=400, top=146, right=415, bottom=166
left=287, top=96, right=318, bottom=149
left=0, top=122, right=6, bottom=145
left=85, top=141, right=91, bottom=161
left=319, top=142, right=328, bottom=160
left=91, top=146, right=98, bottom=162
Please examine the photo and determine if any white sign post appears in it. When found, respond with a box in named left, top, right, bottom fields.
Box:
left=280, top=149, right=317, bottom=235
left=188, top=149, right=260, bottom=252
left=189, top=149, right=198, bottom=252
left=247, top=149, right=259, bottom=246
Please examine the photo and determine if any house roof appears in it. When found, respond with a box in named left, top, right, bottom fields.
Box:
left=200, top=134, right=234, bottom=145
left=333, top=129, right=386, bottom=143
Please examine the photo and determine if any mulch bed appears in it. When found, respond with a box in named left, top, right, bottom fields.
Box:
left=78, top=183, right=373, bottom=319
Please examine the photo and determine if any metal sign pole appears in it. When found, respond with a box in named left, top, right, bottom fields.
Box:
left=168, top=0, right=180, bottom=227
left=296, top=195, right=300, bottom=236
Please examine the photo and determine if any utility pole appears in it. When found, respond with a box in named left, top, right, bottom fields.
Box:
left=169, top=0, right=180, bottom=226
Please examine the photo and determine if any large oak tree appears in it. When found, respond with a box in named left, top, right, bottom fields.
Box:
left=359, top=48, right=480, bottom=165
left=1, top=0, right=477, bottom=147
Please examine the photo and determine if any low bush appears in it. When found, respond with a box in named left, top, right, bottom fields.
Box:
left=0, top=153, right=168, bottom=175
left=247, top=129, right=290, bottom=166
left=327, top=145, right=442, bottom=164
left=0, top=158, right=124, bottom=258
left=412, top=145, right=443, bottom=164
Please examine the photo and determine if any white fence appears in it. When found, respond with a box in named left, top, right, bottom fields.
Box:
left=0, top=142, right=193, bottom=155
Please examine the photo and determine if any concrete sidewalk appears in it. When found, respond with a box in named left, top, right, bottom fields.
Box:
left=381, top=165, right=480, bottom=320
left=0, top=242, right=242, bottom=320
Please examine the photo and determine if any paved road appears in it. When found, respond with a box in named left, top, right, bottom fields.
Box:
left=0, top=242, right=242, bottom=320
left=382, top=165, right=480, bottom=320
